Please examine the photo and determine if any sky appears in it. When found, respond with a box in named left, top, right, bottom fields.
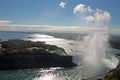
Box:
left=0, top=0, right=120, bottom=32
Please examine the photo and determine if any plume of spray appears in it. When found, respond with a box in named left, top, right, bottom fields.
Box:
left=82, top=30, right=109, bottom=67
left=73, top=4, right=118, bottom=69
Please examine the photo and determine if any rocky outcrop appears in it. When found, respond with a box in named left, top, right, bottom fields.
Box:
left=0, top=39, right=76, bottom=70
left=0, top=52, right=76, bottom=70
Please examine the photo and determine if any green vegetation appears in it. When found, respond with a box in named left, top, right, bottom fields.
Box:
left=0, top=39, right=67, bottom=55
left=50, top=49, right=68, bottom=55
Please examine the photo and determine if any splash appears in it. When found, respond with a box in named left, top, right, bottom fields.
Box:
left=82, top=30, right=109, bottom=67
left=73, top=4, right=118, bottom=69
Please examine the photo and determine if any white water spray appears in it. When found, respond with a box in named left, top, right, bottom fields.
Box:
left=82, top=30, right=109, bottom=67
left=73, top=3, right=119, bottom=69
left=72, top=26, right=119, bottom=73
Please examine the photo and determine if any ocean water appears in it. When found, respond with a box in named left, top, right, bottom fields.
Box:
left=0, top=31, right=119, bottom=80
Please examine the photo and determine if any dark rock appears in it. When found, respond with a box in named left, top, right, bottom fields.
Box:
left=0, top=52, right=76, bottom=70
left=0, top=39, right=76, bottom=70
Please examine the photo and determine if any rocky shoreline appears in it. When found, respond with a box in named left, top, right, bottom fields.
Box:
left=0, top=52, right=76, bottom=70
left=0, top=39, right=76, bottom=70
